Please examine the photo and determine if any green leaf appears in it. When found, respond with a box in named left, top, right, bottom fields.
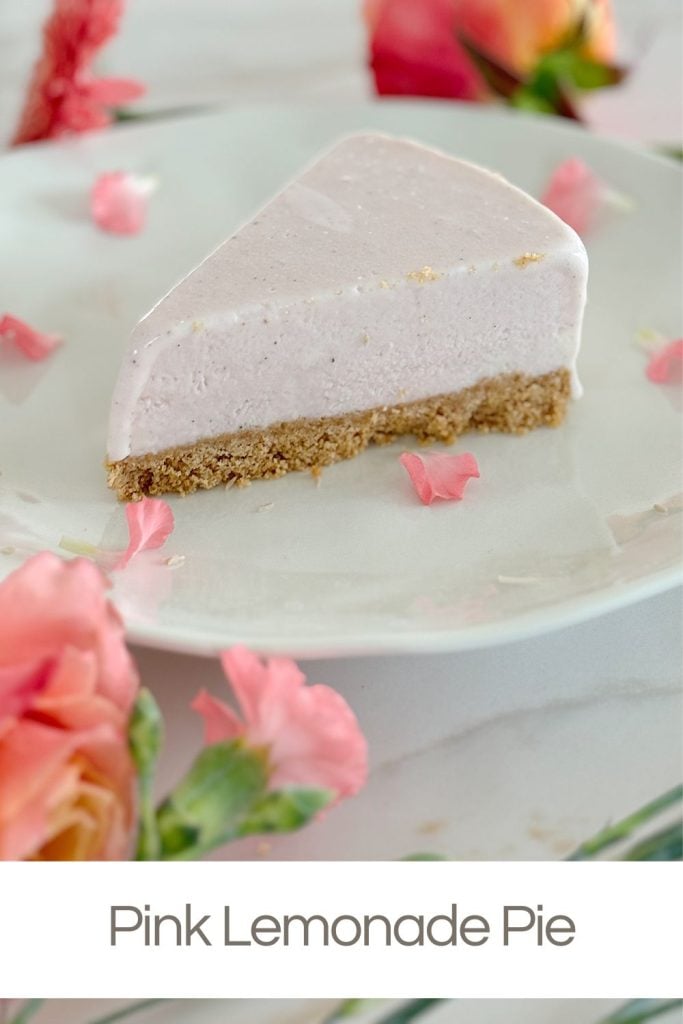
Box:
left=322, top=999, right=369, bottom=1023
left=402, top=853, right=449, bottom=861
left=89, top=1001, right=167, bottom=1024
left=129, top=688, right=164, bottom=861
left=7, top=1001, right=45, bottom=1024
left=567, top=57, right=625, bottom=90
left=510, top=86, right=556, bottom=115
left=373, top=1001, right=444, bottom=1024
left=622, top=821, right=683, bottom=862
left=156, top=740, right=268, bottom=859
left=239, top=786, right=333, bottom=836
left=598, top=999, right=683, bottom=1024
left=567, top=785, right=683, bottom=860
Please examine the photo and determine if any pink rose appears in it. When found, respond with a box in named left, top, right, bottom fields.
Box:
left=193, top=646, right=368, bottom=800
left=364, top=0, right=615, bottom=100
left=0, top=553, right=138, bottom=860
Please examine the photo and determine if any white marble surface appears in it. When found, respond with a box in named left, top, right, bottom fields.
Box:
left=25, top=997, right=683, bottom=1024
left=139, top=587, right=682, bottom=862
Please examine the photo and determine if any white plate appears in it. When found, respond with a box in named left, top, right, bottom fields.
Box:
left=1, top=102, right=681, bottom=657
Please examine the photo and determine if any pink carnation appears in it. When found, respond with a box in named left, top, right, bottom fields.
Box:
left=0, top=553, right=138, bottom=860
left=12, top=0, right=144, bottom=145
left=192, top=646, right=368, bottom=801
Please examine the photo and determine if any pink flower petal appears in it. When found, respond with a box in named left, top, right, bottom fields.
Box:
left=540, top=157, right=603, bottom=236
left=646, top=338, right=683, bottom=384
left=90, top=171, right=156, bottom=236
left=0, top=659, right=52, bottom=721
left=85, top=77, right=146, bottom=105
left=400, top=450, right=480, bottom=505
left=191, top=689, right=245, bottom=745
left=0, top=314, right=62, bottom=361
left=195, top=645, right=369, bottom=802
left=115, top=498, right=174, bottom=570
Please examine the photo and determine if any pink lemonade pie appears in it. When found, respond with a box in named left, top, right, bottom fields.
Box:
left=107, top=133, right=587, bottom=500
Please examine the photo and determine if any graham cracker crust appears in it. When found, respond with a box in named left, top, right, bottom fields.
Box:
left=107, top=368, right=571, bottom=500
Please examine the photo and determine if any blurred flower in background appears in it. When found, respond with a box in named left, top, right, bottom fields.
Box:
left=12, top=0, right=143, bottom=145
left=364, top=0, right=623, bottom=119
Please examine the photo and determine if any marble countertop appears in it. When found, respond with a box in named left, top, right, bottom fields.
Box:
left=26, top=996, right=683, bottom=1024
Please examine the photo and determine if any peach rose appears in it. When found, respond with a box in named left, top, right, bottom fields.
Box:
left=365, top=0, right=615, bottom=100
left=0, top=553, right=138, bottom=860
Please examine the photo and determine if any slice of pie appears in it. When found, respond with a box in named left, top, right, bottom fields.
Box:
left=107, top=133, right=587, bottom=500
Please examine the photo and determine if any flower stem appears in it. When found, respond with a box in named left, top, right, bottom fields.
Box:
left=324, top=1001, right=443, bottom=1024
left=129, top=689, right=164, bottom=861
left=7, top=1002, right=44, bottom=1024
left=567, top=785, right=682, bottom=860
left=89, top=1001, right=167, bottom=1024
left=598, top=999, right=683, bottom=1023
left=371, top=1001, right=444, bottom=1024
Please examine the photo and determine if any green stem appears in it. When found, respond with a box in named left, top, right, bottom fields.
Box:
left=135, top=754, right=161, bottom=860
left=7, top=1002, right=44, bottom=1024
left=567, top=786, right=683, bottom=860
left=89, top=1000, right=167, bottom=1024
left=324, top=1000, right=442, bottom=1024
left=599, top=999, right=683, bottom=1024
left=129, top=689, right=164, bottom=861
left=372, top=1001, right=444, bottom=1024
left=622, top=822, right=683, bottom=862
left=321, top=1000, right=367, bottom=1023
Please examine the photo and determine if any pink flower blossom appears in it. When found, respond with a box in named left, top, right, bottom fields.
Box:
left=400, top=450, right=480, bottom=505
left=12, top=0, right=144, bottom=145
left=192, top=646, right=368, bottom=800
left=91, top=172, right=156, bottom=235
left=646, top=338, right=683, bottom=385
left=0, top=553, right=138, bottom=860
left=115, top=498, right=174, bottom=570
left=0, top=314, right=62, bottom=361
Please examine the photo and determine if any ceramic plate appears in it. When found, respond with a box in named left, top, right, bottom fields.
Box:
left=1, top=102, right=681, bottom=656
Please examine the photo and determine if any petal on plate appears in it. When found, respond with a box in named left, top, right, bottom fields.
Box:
left=115, top=498, right=174, bottom=570
left=540, top=157, right=603, bottom=235
left=90, top=171, right=157, bottom=236
left=540, top=157, right=631, bottom=237
left=0, top=314, right=62, bottom=361
left=400, top=450, right=480, bottom=505
left=646, top=337, right=683, bottom=384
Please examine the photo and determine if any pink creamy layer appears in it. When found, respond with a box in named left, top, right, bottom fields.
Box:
left=108, top=134, right=587, bottom=462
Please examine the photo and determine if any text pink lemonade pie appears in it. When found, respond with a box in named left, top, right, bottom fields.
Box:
left=106, top=133, right=587, bottom=500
